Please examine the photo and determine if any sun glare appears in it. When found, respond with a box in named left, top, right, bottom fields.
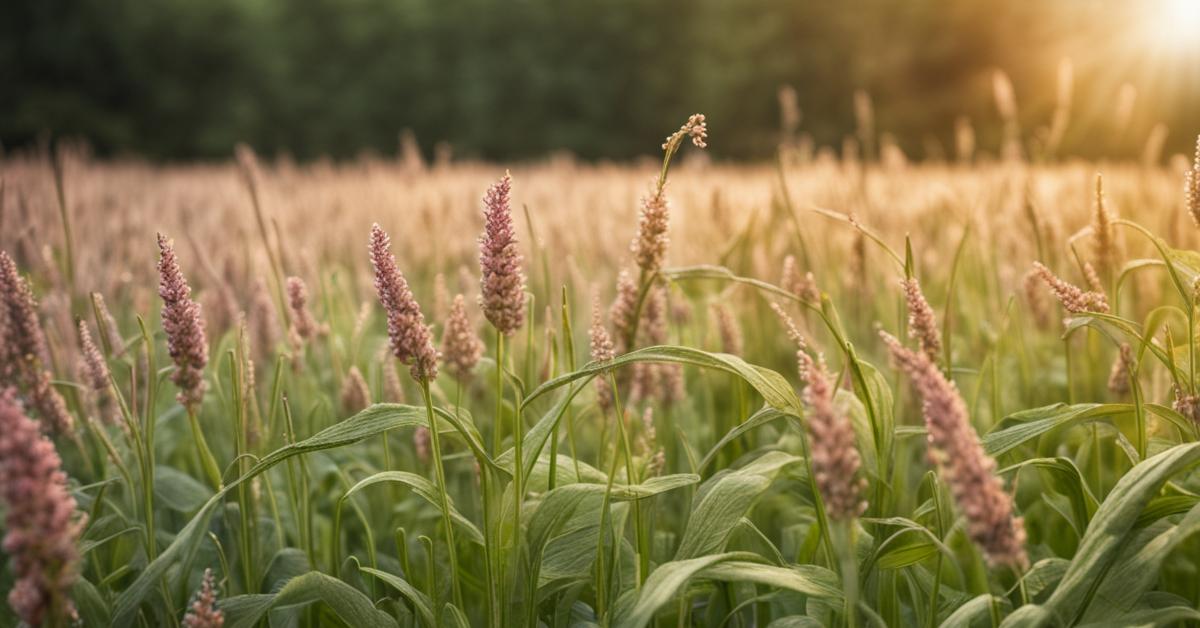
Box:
left=1153, top=0, right=1200, bottom=51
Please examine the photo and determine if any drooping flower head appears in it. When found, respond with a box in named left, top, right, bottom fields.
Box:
left=369, top=224, right=439, bottom=382
left=0, top=389, right=83, bottom=626
left=1032, top=262, right=1108, bottom=316
left=881, top=331, right=1027, bottom=569
left=478, top=173, right=526, bottom=335
left=158, top=234, right=209, bottom=410
left=441, top=294, right=483, bottom=382
left=773, top=303, right=866, bottom=520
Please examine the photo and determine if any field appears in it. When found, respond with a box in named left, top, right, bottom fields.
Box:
left=2, top=120, right=1200, bottom=628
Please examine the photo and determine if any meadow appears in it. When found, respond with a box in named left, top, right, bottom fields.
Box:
left=2, top=116, right=1200, bottom=628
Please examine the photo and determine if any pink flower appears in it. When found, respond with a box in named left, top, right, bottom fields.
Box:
left=369, top=224, right=439, bottom=382
left=478, top=173, right=526, bottom=335
left=157, top=234, right=209, bottom=410
left=0, top=389, right=83, bottom=626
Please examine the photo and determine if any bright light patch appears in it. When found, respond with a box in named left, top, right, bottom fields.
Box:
left=1152, top=0, right=1200, bottom=51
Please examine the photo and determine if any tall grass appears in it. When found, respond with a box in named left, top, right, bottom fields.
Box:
left=0, top=115, right=1199, bottom=628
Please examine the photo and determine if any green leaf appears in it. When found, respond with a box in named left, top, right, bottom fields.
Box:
left=698, top=405, right=792, bottom=474
left=612, top=552, right=839, bottom=628
left=1076, top=605, right=1200, bottom=628
left=222, top=572, right=398, bottom=628
left=360, top=566, right=435, bottom=627
left=675, top=451, right=803, bottom=560
left=338, top=470, right=484, bottom=544
left=939, top=594, right=1002, bottom=628
left=513, top=345, right=801, bottom=482
left=154, top=465, right=213, bottom=512
left=1011, top=442, right=1200, bottom=626
left=1079, top=503, right=1200, bottom=622
left=984, top=404, right=1132, bottom=458
left=112, top=404, right=431, bottom=627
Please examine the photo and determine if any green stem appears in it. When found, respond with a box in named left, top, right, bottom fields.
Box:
left=422, top=380, right=464, bottom=611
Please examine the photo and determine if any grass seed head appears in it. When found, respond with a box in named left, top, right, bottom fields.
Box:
left=901, top=277, right=941, bottom=363
left=182, top=568, right=224, bottom=628
left=1186, top=135, right=1200, bottom=228
left=441, top=294, right=483, bottom=382
left=881, top=331, right=1027, bottom=569
left=369, top=224, right=439, bottom=383
left=478, top=173, right=526, bottom=335
left=0, top=389, right=82, bottom=626
left=157, top=234, right=209, bottom=411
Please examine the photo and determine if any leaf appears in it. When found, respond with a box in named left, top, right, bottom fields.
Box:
left=612, top=552, right=839, bottom=628
left=998, top=457, right=1098, bottom=532
left=1075, top=605, right=1200, bottom=628
left=360, top=566, right=435, bottom=627
left=984, top=404, right=1132, bottom=458
left=112, top=404, right=431, bottom=627
left=698, top=405, right=792, bottom=473
left=154, top=465, right=213, bottom=512
left=939, top=594, right=1002, bottom=628
left=222, top=572, right=398, bottom=628
left=1079, top=503, right=1200, bottom=622
left=1012, top=442, right=1200, bottom=626
left=675, top=451, right=803, bottom=559
left=514, top=345, right=801, bottom=482
left=338, top=470, right=484, bottom=544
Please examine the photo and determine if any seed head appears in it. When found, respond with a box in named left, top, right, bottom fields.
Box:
left=441, top=294, right=483, bottom=382
left=1032, top=262, right=1108, bottom=315
left=340, top=366, right=371, bottom=414
left=589, top=294, right=616, bottom=411
left=632, top=188, right=670, bottom=274
left=1107, top=343, right=1134, bottom=396
left=182, top=568, right=224, bottom=628
left=773, top=303, right=866, bottom=519
left=901, top=277, right=941, bottom=363
left=0, top=389, right=83, bottom=626
left=286, top=276, right=324, bottom=349
left=713, top=303, right=743, bottom=356
left=369, top=224, right=439, bottom=382
left=881, top=332, right=1027, bottom=569
left=379, top=346, right=406, bottom=404
left=158, top=234, right=209, bottom=410
left=608, top=269, right=639, bottom=354
left=77, top=320, right=109, bottom=392
left=0, top=251, right=49, bottom=375
left=662, top=113, right=708, bottom=151
left=1186, top=135, right=1200, bottom=228
left=478, top=173, right=527, bottom=335
left=781, top=255, right=819, bottom=302
left=1091, top=174, right=1117, bottom=275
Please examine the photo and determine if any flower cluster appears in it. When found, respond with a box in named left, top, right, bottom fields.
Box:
left=369, top=224, right=439, bottom=382
left=881, top=332, right=1027, bottom=569
left=478, top=173, right=526, bottom=335
left=157, top=234, right=210, bottom=410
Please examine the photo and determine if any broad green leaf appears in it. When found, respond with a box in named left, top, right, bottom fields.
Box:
left=222, top=572, right=398, bottom=628
left=1076, top=605, right=1200, bottom=628
left=984, top=404, right=1131, bottom=458
left=698, top=405, right=792, bottom=473
left=153, top=465, right=212, bottom=512
left=1008, top=442, right=1200, bottom=627
left=675, top=451, right=803, bottom=559
left=1079, top=503, right=1200, bottom=621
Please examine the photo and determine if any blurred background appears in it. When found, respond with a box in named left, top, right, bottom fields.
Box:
left=2, top=0, right=1198, bottom=162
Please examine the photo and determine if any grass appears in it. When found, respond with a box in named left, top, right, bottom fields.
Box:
left=1, top=120, right=1200, bottom=628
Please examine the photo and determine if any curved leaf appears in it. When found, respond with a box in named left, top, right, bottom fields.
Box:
left=223, top=572, right=398, bottom=628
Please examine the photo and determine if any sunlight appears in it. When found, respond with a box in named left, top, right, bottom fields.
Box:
left=1151, top=0, right=1200, bottom=51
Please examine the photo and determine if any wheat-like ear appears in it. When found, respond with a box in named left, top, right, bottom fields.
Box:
left=369, top=224, right=439, bottom=383
left=881, top=331, right=1027, bottom=569
left=478, top=173, right=526, bottom=336
left=157, top=234, right=209, bottom=411
left=0, top=389, right=82, bottom=626
left=441, top=294, right=483, bottom=382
